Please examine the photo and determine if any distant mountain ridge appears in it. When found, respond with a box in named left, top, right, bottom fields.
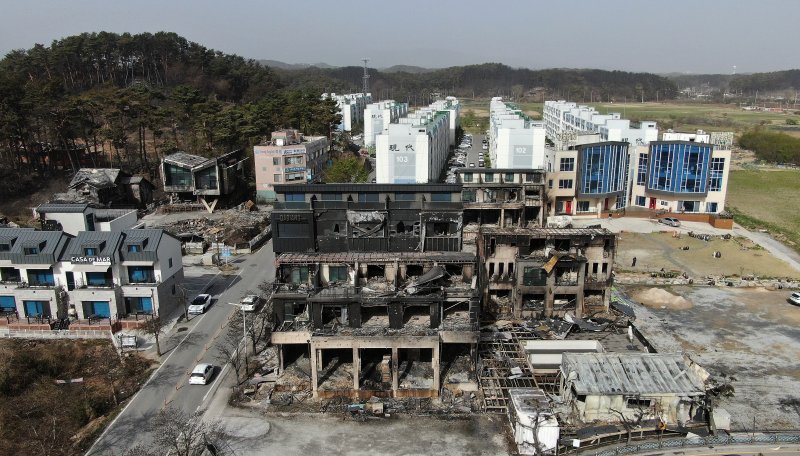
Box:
left=257, top=59, right=337, bottom=70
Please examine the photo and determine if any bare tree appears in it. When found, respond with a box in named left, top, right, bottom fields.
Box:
left=142, top=314, right=165, bottom=356
left=245, top=307, right=273, bottom=355
left=216, top=322, right=246, bottom=384
left=145, top=406, right=224, bottom=456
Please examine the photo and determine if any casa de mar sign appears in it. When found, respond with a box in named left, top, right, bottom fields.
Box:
left=70, top=256, right=112, bottom=266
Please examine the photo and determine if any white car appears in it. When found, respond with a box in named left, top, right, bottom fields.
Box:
left=788, top=292, right=800, bottom=306
left=240, top=294, right=262, bottom=312
left=188, top=294, right=212, bottom=314
left=189, top=363, right=215, bottom=385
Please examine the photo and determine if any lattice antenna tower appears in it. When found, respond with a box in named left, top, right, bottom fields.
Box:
left=362, top=58, right=370, bottom=95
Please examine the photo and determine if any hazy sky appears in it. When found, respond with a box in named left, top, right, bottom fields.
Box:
left=1, top=0, right=797, bottom=74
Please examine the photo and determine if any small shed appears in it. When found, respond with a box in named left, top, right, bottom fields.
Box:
left=559, top=353, right=706, bottom=425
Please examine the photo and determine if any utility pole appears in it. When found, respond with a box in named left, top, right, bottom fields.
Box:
left=361, top=58, right=370, bottom=95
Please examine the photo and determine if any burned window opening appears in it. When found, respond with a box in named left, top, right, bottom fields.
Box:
left=359, top=348, right=392, bottom=390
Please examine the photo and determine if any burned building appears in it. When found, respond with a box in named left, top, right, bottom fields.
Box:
left=456, top=168, right=546, bottom=229
left=477, top=227, right=616, bottom=318
left=52, top=168, right=153, bottom=208
left=271, top=184, right=465, bottom=254
left=161, top=150, right=247, bottom=208
left=269, top=184, right=479, bottom=399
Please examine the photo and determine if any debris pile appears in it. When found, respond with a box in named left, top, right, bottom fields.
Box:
left=155, top=209, right=269, bottom=246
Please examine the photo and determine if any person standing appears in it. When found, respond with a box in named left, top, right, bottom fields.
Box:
left=631, top=257, right=637, bottom=267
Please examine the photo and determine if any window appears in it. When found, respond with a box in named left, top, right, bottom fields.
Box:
left=394, top=192, right=416, bottom=201
left=320, top=193, right=341, bottom=201
left=86, top=271, right=111, bottom=287
left=286, top=172, right=305, bottom=181
left=558, top=179, right=573, bottom=189
left=328, top=266, right=348, bottom=282
left=272, top=157, right=281, bottom=166
left=285, top=193, right=305, bottom=202
left=709, top=157, right=725, bottom=191
left=625, top=397, right=653, bottom=409
left=358, top=192, right=379, bottom=202
left=523, top=267, right=546, bottom=286
left=168, top=258, right=173, bottom=268
left=484, top=173, right=494, bottom=183
left=0, top=244, right=9, bottom=252
left=525, top=173, right=540, bottom=183
left=707, top=202, right=718, bottom=213
left=431, top=192, right=452, bottom=202
left=27, top=269, right=55, bottom=286
left=273, top=174, right=282, bottom=183
left=637, top=153, right=648, bottom=185
left=504, top=173, right=515, bottom=183
left=287, top=266, right=309, bottom=284
left=285, top=156, right=304, bottom=166
left=559, top=157, right=575, bottom=171
left=577, top=201, right=590, bottom=212
left=636, top=196, right=646, bottom=206
left=127, top=244, right=141, bottom=253
left=548, top=179, right=553, bottom=189
left=462, top=190, right=476, bottom=202
left=84, top=247, right=97, bottom=256
left=23, top=300, right=50, bottom=318
left=128, top=266, right=155, bottom=284
left=23, top=246, right=39, bottom=255
left=462, top=173, right=473, bottom=183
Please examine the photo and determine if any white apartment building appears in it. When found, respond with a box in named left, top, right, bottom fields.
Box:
left=323, top=92, right=372, bottom=132
left=363, top=100, right=410, bottom=147
left=543, top=100, right=658, bottom=149
left=430, top=96, right=461, bottom=145
left=375, top=99, right=456, bottom=183
left=489, top=98, right=546, bottom=169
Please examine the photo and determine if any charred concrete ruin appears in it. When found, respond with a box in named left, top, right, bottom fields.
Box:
left=269, top=184, right=479, bottom=399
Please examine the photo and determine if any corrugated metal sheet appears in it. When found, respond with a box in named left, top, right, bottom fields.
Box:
left=562, top=353, right=706, bottom=396
left=61, top=231, right=124, bottom=259
left=36, top=203, right=89, bottom=214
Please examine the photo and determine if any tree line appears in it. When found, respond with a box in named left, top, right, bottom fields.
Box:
left=738, top=129, right=800, bottom=164
left=273, top=62, right=680, bottom=103
left=0, top=31, right=340, bottom=199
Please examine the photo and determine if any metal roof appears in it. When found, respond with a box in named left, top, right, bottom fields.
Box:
left=68, top=168, right=121, bottom=189
left=561, top=353, right=706, bottom=396
left=36, top=203, right=90, bottom=214
left=0, top=228, right=72, bottom=264
left=61, top=231, right=124, bottom=259
left=277, top=251, right=476, bottom=264
left=480, top=227, right=614, bottom=237
left=274, top=183, right=462, bottom=193
left=163, top=152, right=213, bottom=169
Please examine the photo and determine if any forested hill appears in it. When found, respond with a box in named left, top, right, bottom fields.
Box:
left=272, top=63, right=680, bottom=102
left=0, top=31, right=340, bottom=192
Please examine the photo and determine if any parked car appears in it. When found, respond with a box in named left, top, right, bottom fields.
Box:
left=188, top=294, right=212, bottom=314
left=469, top=163, right=475, bottom=167
left=189, top=363, right=215, bottom=385
left=658, top=217, right=681, bottom=227
left=788, top=292, right=800, bottom=306
left=240, top=294, right=262, bottom=312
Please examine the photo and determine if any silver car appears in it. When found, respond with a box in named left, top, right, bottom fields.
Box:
left=658, top=217, right=681, bottom=227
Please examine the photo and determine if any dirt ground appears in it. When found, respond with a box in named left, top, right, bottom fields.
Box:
left=616, top=231, right=800, bottom=279
left=626, top=285, right=800, bottom=430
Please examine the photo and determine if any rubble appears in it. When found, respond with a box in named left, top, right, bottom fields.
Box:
left=152, top=208, right=270, bottom=247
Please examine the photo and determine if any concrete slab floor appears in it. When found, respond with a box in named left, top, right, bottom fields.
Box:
left=216, top=409, right=511, bottom=456
left=625, top=285, right=800, bottom=430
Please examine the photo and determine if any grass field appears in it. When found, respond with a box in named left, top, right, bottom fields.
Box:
left=727, top=169, right=800, bottom=250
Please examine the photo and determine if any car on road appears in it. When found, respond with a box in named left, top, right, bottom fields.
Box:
left=188, top=293, right=212, bottom=314
left=658, top=217, right=681, bottom=227
left=189, top=363, right=215, bottom=385
left=482, top=144, right=488, bottom=150
left=240, top=294, right=262, bottom=312
left=469, top=163, right=475, bottom=167
left=788, top=292, right=800, bottom=306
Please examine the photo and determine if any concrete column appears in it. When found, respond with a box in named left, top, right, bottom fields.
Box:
left=500, top=208, right=505, bottom=228
left=310, top=346, right=319, bottom=398
left=278, top=345, right=284, bottom=375
left=432, top=343, right=441, bottom=396
left=391, top=347, right=399, bottom=393
left=352, top=347, right=360, bottom=391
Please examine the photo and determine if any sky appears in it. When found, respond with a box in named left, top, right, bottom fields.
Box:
left=1, top=0, right=797, bottom=74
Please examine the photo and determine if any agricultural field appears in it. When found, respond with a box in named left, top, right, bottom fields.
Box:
left=727, top=169, right=800, bottom=251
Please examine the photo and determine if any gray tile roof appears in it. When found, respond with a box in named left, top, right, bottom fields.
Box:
left=0, top=228, right=72, bottom=264
left=561, top=353, right=706, bottom=396
left=61, top=231, right=124, bottom=260
left=36, top=203, right=90, bottom=214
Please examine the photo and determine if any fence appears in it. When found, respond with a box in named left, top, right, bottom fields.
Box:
left=591, top=432, right=800, bottom=456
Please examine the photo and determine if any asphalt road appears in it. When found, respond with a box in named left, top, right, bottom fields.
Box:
left=464, top=134, right=488, bottom=169
left=87, top=240, right=275, bottom=455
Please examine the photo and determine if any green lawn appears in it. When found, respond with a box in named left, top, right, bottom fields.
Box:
left=727, top=169, right=800, bottom=250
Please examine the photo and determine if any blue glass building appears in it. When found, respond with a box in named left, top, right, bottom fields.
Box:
left=646, top=142, right=711, bottom=195
left=577, top=142, right=630, bottom=198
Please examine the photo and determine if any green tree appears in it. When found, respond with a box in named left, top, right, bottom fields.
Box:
left=323, top=156, right=368, bottom=183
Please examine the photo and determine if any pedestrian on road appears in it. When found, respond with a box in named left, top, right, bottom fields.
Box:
left=631, top=257, right=637, bottom=267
